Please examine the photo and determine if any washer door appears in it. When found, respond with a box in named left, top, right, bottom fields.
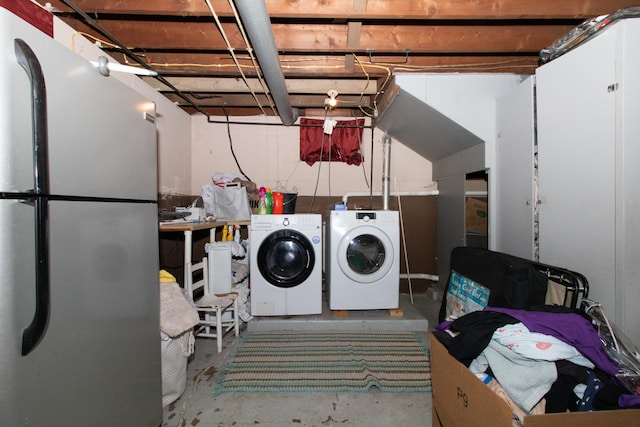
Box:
left=257, top=229, right=315, bottom=289
left=337, top=225, right=394, bottom=283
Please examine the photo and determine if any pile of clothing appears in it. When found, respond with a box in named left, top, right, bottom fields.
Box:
left=434, top=305, right=640, bottom=424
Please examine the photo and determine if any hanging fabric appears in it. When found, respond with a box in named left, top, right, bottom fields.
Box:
left=299, top=118, right=365, bottom=166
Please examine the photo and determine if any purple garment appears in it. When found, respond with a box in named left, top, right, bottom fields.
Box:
left=435, top=320, right=452, bottom=331
left=484, top=307, right=618, bottom=376
left=619, top=394, right=640, bottom=408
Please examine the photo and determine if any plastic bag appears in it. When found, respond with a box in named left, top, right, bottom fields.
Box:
left=540, top=6, right=640, bottom=64
left=201, top=183, right=251, bottom=221
left=582, top=299, right=640, bottom=395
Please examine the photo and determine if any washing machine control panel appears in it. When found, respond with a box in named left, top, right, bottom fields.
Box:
left=251, top=214, right=323, bottom=231
left=356, top=211, right=375, bottom=222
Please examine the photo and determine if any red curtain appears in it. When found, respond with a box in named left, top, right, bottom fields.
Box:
left=299, top=118, right=365, bottom=166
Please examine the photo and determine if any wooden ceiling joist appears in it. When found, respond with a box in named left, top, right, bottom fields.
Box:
left=41, top=0, right=639, bottom=116
left=141, top=77, right=378, bottom=95
left=60, top=18, right=575, bottom=53
left=47, top=0, right=635, bottom=20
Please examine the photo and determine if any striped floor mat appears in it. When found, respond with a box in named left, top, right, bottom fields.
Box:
left=214, top=330, right=431, bottom=394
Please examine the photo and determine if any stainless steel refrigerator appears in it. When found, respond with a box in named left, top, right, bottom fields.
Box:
left=1, top=3, right=162, bottom=426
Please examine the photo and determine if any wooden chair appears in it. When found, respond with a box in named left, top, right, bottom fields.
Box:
left=185, top=257, right=239, bottom=354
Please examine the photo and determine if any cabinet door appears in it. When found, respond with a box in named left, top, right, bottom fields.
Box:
left=618, top=19, right=640, bottom=342
left=495, top=77, right=535, bottom=259
left=536, top=27, right=617, bottom=313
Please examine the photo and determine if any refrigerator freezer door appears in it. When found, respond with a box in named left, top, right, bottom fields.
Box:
left=1, top=7, right=157, bottom=200
left=2, top=199, right=161, bottom=426
left=1, top=5, right=161, bottom=426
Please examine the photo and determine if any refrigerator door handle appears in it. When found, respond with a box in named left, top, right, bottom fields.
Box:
left=15, top=38, right=51, bottom=356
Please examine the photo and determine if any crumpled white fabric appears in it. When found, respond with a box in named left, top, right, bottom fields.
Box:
left=231, top=261, right=248, bottom=284
left=232, top=282, right=253, bottom=323
left=492, top=322, right=594, bottom=368
left=482, top=339, right=557, bottom=412
left=469, top=322, right=596, bottom=415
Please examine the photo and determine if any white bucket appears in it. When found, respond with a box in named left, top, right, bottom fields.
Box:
left=207, top=245, right=232, bottom=294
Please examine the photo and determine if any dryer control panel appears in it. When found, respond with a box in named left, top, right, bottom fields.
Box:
left=356, top=212, right=375, bottom=221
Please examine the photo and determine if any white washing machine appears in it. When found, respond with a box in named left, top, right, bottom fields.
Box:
left=326, top=210, right=400, bottom=310
left=250, top=214, right=322, bottom=316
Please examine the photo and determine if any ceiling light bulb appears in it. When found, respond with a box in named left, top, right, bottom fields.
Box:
left=325, top=89, right=339, bottom=108
left=91, top=56, right=158, bottom=77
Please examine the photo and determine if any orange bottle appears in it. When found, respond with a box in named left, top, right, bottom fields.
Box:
left=272, top=191, right=284, bottom=214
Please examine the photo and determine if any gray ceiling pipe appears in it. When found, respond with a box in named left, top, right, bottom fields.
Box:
left=234, top=0, right=299, bottom=126
left=382, top=135, right=392, bottom=210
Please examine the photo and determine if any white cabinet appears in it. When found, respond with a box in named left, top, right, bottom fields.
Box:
left=535, top=19, right=640, bottom=344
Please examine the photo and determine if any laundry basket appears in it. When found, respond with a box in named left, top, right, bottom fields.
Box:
left=160, top=331, right=194, bottom=407
left=159, top=279, right=200, bottom=407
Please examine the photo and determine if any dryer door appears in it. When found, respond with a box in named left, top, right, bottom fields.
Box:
left=256, top=229, right=315, bottom=288
left=337, top=225, right=395, bottom=283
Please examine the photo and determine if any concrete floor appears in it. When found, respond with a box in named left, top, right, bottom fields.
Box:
left=162, top=291, right=441, bottom=427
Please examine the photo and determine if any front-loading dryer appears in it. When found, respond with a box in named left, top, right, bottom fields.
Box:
left=250, top=214, right=322, bottom=315
left=326, top=210, right=400, bottom=310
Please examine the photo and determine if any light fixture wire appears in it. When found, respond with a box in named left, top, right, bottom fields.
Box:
left=203, top=0, right=268, bottom=115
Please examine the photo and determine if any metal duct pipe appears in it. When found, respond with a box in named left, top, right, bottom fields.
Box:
left=234, top=0, right=298, bottom=126
left=400, top=273, right=439, bottom=282
left=342, top=190, right=439, bottom=205
left=382, top=135, right=392, bottom=210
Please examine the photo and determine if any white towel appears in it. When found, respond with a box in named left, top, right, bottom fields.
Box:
left=482, top=339, right=557, bottom=412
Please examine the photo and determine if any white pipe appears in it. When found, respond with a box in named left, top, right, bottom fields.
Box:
left=382, top=135, right=392, bottom=210
left=395, top=180, right=413, bottom=302
left=400, top=273, right=439, bottom=282
left=234, top=0, right=298, bottom=126
left=342, top=190, right=439, bottom=205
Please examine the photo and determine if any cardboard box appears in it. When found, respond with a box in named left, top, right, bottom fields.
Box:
left=430, top=333, right=640, bottom=427
left=465, top=197, right=487, bottom=234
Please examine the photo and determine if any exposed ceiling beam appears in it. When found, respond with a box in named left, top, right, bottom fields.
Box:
left=57, top=19, right=576, bottom=53
left=141, top=77, right=378, bottom=94
left=136, top=53, right=539, bottom=75
left=160, top=92, right=370, bottom=108
left=41, top=0, right=639, bottom=117
left=46, top=0, right=635, bottom=19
